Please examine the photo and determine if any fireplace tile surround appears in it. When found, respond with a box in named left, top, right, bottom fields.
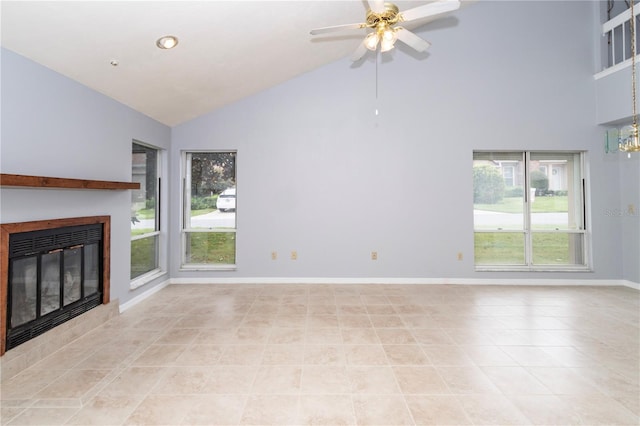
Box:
left=1, top=216, right=112, bottom=369
left=0, top=302, right=118, bottom=381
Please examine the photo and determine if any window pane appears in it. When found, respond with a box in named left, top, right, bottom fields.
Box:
left=131, top=235, right=159, bottom=279
left=131, top=142, right=160, bottom=279
left=473, top=153, right=524, bottom=231
left=186, top=152, right=236, bottom=230
left=530, top=152, right=583, bottom=230
left=185, top=232, right=236, bottom=265
left=183, top=151, right=237, bottom=267
left=131, top=143, right=158, bottom=236
left=473, top=151, right=587, bottom=270
left=474, top=232, right=526, bottom=265
left=532, top=232, right=585, bottom=265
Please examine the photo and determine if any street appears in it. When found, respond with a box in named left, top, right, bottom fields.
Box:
left=132, top=210, right=236, bottom=230
left=474, top=210, right=570, bottom=229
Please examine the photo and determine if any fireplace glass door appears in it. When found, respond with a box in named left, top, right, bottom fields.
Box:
left=63, top=247, right=82, bottom=306
left=7, top=223, right=104, bottom=350
left=10, top=256, right=37, bottom=327
left=10, top=244, right=100, bottom=329
left=41, top=251, right=61, bottom=316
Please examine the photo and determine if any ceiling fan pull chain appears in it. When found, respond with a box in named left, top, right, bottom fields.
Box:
left=376, top=47, right=379, bottom=101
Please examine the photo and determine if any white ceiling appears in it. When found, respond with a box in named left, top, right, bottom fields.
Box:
left=1, top=1, right=460, bottom=127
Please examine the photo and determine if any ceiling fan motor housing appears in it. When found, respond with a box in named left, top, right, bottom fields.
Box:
left=366, top=2, right=401, bottom=28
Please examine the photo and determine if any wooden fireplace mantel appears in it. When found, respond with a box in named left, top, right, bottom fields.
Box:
left=0, top=173, right=140, bottom=190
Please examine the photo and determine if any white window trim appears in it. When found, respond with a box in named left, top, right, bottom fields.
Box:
left=180, top=150, right=237, bottom=270
left=130, top=268, right=164, bottom=289
left=130, top=141, right=164, bottom=288
left=474, top=151, right=591, bottom=272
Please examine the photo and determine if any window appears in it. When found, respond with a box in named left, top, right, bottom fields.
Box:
left=473, top=151, right=588, bottom=270
left=131, top=142, right=160, bottom=280
left=182, top=151, right=236, bottom=268
left=502, top=164, right=516, bottom=187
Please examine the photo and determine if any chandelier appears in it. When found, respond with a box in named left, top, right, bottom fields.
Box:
left=619, top=0, right=640, bottom=153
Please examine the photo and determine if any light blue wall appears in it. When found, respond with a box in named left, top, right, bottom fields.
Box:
left=2, top=1, right=636, bottom=287
left=171, top=1, right=631, bottom=282
left=594, top=0, right=640, bottom=284
left=0, top=48, right=172, bottom=305
left=619, top=154, right=640, bottom=282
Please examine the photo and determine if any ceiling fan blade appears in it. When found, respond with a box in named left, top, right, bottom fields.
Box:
left=395, top=28, right=431, bottom=52
left=367, top=0, right=385, bottom=13
left=400, top=0, right=461, bottom=22
left=310, top=22, right=366, bottom=35
left=350, top=40, right=369, bottom=61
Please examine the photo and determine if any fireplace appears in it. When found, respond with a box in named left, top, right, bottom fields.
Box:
left=1, top=216, right=111, bottom=355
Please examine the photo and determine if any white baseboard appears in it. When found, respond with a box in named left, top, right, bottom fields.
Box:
left=169, top=277, right=638, bottom=288
left=119, top=278, right=171, bottom=313
left=621, top=280, right=640, bottom=290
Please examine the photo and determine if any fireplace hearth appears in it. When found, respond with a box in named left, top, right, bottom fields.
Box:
left=1, top=216, right=111, bottom=355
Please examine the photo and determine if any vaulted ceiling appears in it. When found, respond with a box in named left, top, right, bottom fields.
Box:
left=1, top=1, right=470, bottom=127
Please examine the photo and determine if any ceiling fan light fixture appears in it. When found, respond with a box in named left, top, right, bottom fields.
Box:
left=156, top=35, right=178, bottom=50
left=309, top=0, right=461, bottom=61
left=380, top=41, right=394, bottom=52
left=380, top=27, right=397, bottom=52
left=380, top=37, right=396, bottom=52
left=365, top=32, right=380, bottom=51
left=382, top=28, right=396, bottom=42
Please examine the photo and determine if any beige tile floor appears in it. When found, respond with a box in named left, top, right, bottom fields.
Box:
left=1, top=284, right=639, bottom=425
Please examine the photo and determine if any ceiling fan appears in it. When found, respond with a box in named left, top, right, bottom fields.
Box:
left=310, top=0, right=461, bottom=61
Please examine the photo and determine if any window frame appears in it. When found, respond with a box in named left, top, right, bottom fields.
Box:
left=130, top=141, right=163, bottom=287
left=181, top=150, right=237, bottom=271
left=473, top=150, right=591, bottom=272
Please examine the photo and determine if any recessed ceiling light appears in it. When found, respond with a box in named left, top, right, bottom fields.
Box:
left=156, top=35, right=178, bottom=50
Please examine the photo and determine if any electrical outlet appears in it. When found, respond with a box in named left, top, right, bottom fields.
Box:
left=271, top=251, right=277, bottom=260
left=371, top=251, right=378, bottom=260
left=291, top=251, right=297, bottom=260
left=457, top=252, right=463, bottom=261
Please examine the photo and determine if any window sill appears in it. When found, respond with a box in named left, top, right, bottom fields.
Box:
left=179, top=264, right=237, bottom=272
left=130, top=269, right=165, bottom=289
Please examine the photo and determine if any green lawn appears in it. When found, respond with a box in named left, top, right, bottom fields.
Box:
left=474, top=195, right=581, bottom=265
left=191, top=208, right=215, bottom=216
left=131, top=236, right=157, bottom=279
left=133, top=208, right=156, bottom=219
left=474, top=232, right=579, bottom=265
left=474, top=196, right=568, bottom=213
left=131, top=207, right=234, bottom=274
left=474, top=233, right=525, bottom=264
left=131, top=232, right=236, bottom=276
left=185, top=232, right=236, bottom=264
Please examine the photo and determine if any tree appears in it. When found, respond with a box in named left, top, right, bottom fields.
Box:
left=473, top=165, right=505, bottom=204
left=529, top=170, right=549, bottom=195
left=190, top=152, right=236, bottom=197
